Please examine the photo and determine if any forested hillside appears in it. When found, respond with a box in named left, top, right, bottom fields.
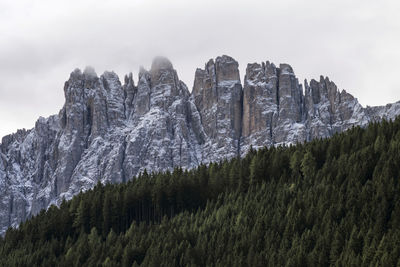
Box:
left=1, top=117, right=400, bottom=266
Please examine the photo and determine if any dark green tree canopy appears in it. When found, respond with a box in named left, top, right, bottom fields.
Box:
left=1, top=118, right=400, bottom=266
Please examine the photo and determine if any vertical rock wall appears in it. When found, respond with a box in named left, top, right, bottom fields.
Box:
left=0, top=55, right=399, bottom=235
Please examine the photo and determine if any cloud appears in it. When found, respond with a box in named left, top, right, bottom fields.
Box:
left=1, top=0, right=400, bottom=138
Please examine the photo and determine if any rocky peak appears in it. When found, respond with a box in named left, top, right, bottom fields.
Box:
left=150, top=56, right=174, bottom=72
left=276, top=63, right=302, bottom=117
left=149, top=57, right=175, bottom=89
left=215, top=55, right=241, bottom=83
left=133, top=68, right=151, bottom=116
left=123, top=72, right=136, bottom=119
left=340, top=89, right=355, bottom=102
left=265, top=61, right=278, bottom=77
left=245, top=63, right=265, bottom=82
left=273, top=63, right=305, bottom=144
left=191, top=56, right=242, bottom=161
left=0, top=55, right=399, bottom=236
left=83, top=66, right=97, bottom=78
left=148, top=57, right=188, bottom=110
left=242, top=61, right=278, bottom=151
left=278, top=63, right=294, bottom=75
left=0, top=129, right=30, bottom=154
left=100, top=71, right=126, bottom=126
left=308, top=78, right=322, bottom=104
left=192, top=68, right=206, bottom=101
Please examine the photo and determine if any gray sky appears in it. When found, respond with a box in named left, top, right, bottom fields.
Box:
left=1, top=0, right=400, bottom=139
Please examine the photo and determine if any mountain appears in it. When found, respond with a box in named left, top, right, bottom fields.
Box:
left=0, top=55, right=399, bottom=235
left=1, top=117, right=400, bottom=266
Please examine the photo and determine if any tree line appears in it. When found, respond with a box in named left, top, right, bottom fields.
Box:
left=1, top=118, right=400, bottom=266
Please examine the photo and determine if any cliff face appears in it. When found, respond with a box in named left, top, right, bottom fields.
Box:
left=1, top=55, right=399, bottom=234
left=192, top=55, right=242, bottom=162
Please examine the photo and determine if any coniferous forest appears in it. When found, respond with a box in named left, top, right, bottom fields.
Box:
left=1, top=118, right=400, bottom=266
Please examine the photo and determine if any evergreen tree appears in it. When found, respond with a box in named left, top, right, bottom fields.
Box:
left=0, top=118, right=400, bottom=266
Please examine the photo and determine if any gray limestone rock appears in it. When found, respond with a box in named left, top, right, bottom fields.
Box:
left=0, top=55, right=399, bottom=235
left=273, top=63, right=306, bottom=145
left=192, top=55, right=242, bottom=162
left=303, top=76, right=370, bottom=140
left=241, top=61, right=278, bottom=154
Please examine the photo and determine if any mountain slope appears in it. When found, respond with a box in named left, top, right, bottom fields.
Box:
left=1, top=117, right=400, bottom=266
left=0, top=55, right=400, bottom=234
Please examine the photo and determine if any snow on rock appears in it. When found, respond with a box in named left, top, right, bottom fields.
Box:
left=0, top=55, right=399, bottom=235
left=192, top=55, right=243, bottom=163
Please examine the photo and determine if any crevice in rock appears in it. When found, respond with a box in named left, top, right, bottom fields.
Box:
left=53, top=176, right=58, bottom=198
left=8, top=194, right=13, bottom=227
left=237, top=87, right=244, bottom=157
left=179, top=137, right=183, bottom=166
left=214, top=61, right=218, bottom=100
left=122, top=88, right=127, bottom=120
left=61, top=108, right=67, bottom=129
left=276, top=68, right=281, bottom=113
left=121, top=138, right=127, bottom=183
left=105, top=99, right=110, bottom=128
left=85, top=104, right=92, bottom=148
left=269, top=113, right=273, bottom=140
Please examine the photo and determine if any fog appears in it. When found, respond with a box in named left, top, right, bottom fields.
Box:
left=1, top=0, right=399, bottom=138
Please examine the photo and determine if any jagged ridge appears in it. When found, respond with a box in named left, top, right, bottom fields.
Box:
left=0, top=55, right=400, bottom=235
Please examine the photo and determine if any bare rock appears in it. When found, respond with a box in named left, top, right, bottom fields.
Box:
left=192, top=55, right=242, bottom=162
left=241, top=61, right=278, bottom=153
left=0, top=55, right=399, bottom=236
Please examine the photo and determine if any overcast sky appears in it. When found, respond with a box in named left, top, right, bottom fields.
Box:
left=1, top=0, right=400, bottom=139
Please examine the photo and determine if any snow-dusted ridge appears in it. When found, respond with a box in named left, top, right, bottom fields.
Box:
left=0, top=55, right=399, bottom=235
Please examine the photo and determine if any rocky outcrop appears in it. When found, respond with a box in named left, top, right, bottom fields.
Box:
left=192, top=55, right=242, bottom=162
left=273, top=64, right=306, bottom=145
left=0, top=55, right=399, bottom=235
left=241, top=61, right=278, bottom=153
left=0, top=117, right=59, bottom=233
left=123, top=56, right=203, bottom=178
left=303, top=76, right=370, bottom=140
